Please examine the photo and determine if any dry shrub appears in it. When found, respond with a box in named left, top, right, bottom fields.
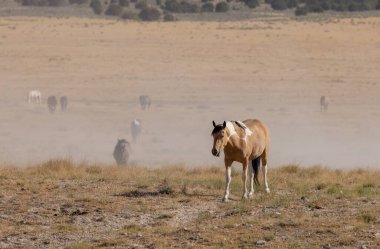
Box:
left=105, top=4, right=123, bottom=15
left=359, top=210, right=377, bottom=224
left=69, top=0, right=88, bottom=4
left=21, top=0, right=48, bottom=5
left=215, top=1, right=229, bottom=12
left=21, top=0, right=68, bottom=5
left=243, top=0, right=259, bottom=8
left=270, top=0, right=287, bottom=9
left=163, top=12, right=176, bottom=21
left=201, top=2, right=214, bottom=12
left=119, top=0, right=129, bottom=6
left=315, top=182, right=327, bottom=190
left=139, top=7, right=161, bottom=21
left=121, top=10, right=139, bottom=19
left=90, top=0, right=103, bottom=14
left=135, top=0, right=147, bottom=9
left=164, top=0, right=199, bottom=12
left=157, top=178, right=175, bottom=195
left=338, top=234, right=356, bottom=246
left=48, top=0, right=68, bottom=6
left=295, top=5, right=308, bottom=15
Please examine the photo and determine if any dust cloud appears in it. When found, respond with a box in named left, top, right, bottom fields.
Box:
left=0, top=18, right=379, bottom=169
left=1, top=78, right=379, bottom=169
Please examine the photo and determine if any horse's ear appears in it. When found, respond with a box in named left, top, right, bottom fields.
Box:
left=223, top=121, right=226, bottom=128
left=212, top=121, right=216, bottom=127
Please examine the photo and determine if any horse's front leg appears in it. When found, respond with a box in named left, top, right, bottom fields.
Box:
left=223, top=159, right=233, bottom=202
left=242, top=159, right=249, bottom=199
left=248, top=161, right=254, bottom=198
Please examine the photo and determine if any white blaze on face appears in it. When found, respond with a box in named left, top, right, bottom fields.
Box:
left=133, top=119, right=140, bottom=126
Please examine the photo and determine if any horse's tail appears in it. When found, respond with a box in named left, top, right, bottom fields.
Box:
left=252, top=157, right=261, bottom=186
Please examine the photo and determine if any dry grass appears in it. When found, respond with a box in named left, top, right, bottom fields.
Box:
left=0, top=159, right=379, bottom=248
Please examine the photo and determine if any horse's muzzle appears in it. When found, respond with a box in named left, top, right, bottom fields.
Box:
left=212, top=148, right=220, bottom=157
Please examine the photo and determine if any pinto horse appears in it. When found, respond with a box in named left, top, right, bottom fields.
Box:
left=211, top=119, right=270, bottom=201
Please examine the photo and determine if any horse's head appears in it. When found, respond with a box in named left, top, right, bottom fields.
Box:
left=211, top=120, right=228, bottom=157
left=117, top=138, right=129, bottom=149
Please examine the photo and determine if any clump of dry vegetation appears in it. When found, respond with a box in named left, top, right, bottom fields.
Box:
left=0, top=160, right=379, bottom=248
left=139, top=6, right=161, bottom=21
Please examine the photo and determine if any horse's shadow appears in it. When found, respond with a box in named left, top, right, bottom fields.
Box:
left=114, top=190, right=243, bottom=202
left=113, top=188, right=174, bottom=198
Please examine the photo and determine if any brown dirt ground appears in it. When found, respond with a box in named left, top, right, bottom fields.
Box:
left=0, top=161, right=379, bottom=248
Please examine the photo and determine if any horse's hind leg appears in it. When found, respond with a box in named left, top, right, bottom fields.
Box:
left=261, top=150, right=270, bottom=193
left=249, top=157, right=260, bottom=197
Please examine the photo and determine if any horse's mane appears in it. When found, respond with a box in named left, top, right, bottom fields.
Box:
left=234, top=121, right=245, bottom=130
left=212, top=121, right=249, bottom=135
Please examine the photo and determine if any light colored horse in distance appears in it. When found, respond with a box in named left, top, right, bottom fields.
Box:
left=28, top=90, right=41, bottom=104
left=320, top=95, right=329, bottom=112
left=131, top=119, right=142, bottom=142
left=211, top=119, right=270, bottom=202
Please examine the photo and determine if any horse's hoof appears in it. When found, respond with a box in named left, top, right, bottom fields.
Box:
left=248, top=192, right=254, bottom=198
left=265, top=188, right=270, bottom=193
left=222, top=198, right=229, bottom=202
left=242, top=194, right=248, bottom=199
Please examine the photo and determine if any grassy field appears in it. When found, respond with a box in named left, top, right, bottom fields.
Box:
left=0, top=160, right=379, bottom=248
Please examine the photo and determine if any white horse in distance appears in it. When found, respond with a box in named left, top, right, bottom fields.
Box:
left=28, top=90, right=42, bottom=104
left=131, top=119, right=142, bottom=142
